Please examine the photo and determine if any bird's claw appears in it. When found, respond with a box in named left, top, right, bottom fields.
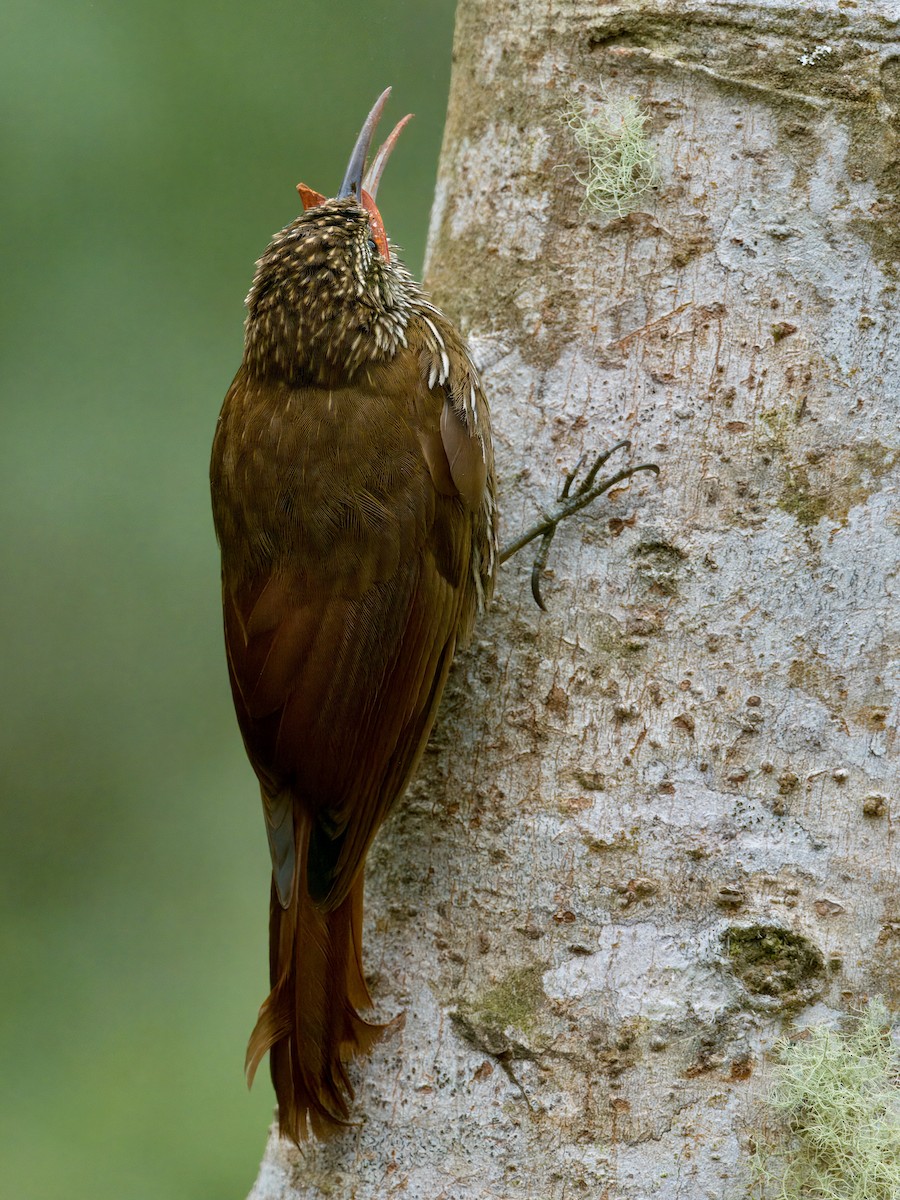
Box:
left=499, top=441, right=659, bottom=611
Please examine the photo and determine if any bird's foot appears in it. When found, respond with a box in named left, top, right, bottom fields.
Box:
left=499, top=440, right=659, bottom=610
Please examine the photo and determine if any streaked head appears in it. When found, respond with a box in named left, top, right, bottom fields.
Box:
left=244, top=90, right=419, bottom=380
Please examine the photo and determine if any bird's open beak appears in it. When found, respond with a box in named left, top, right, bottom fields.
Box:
left=296, top=88, right=412, bottom=262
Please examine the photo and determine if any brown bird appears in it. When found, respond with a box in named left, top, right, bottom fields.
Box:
left=210, top=89, right=497, bottom=1141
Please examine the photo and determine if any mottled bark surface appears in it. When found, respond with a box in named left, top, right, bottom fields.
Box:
left=250, top=2, right=900, bottom=1196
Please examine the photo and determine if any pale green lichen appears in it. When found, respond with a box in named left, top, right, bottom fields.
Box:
left=564, top=91, right=658, bottom=217
left=751, top=999, right=900, bottom=1200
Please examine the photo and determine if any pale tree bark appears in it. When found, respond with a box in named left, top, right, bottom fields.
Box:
left=249, top=2, right=900, bottom=1196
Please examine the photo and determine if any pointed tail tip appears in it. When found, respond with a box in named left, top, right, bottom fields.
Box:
left=275, top=1082, right=354, bottom=1145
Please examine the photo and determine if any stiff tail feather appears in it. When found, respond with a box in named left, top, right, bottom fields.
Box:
left=245, top=844, right=384, bottom=1142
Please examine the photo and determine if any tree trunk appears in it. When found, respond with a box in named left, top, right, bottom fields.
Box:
left=249, top=2, right=900, bottom=1196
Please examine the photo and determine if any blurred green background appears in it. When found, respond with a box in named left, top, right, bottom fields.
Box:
left=0, top=1, right=455, bottom=1196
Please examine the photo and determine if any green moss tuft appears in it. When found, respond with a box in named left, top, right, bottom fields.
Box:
left=451, top=965, right=548, bottom=1059
left=752, top=999, right=900, bottom=1199
left=473, top=965, right=546, bottom=1033
left=778, top=464, right=829, bottom=527
left=726, top=925, right=825, bottom=1006
left=564, top=91, right=658, bottom=217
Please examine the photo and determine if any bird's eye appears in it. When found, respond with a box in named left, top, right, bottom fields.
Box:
left=367, top=237, right=377, bottom=254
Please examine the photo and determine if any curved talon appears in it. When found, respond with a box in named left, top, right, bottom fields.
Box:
left=527, top=460, right=658, bottom=606
left=500, top=441, right=659, bottom=609
left=530, top=528, right=556, bottom=611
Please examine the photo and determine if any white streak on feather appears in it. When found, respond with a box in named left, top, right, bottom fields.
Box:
left=419, top=314, right=450, bottom=384
left=419, top=314, right=445, bottom=350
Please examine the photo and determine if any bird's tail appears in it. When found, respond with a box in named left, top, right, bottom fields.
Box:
left=245, top=830, right=383, bottom=1142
